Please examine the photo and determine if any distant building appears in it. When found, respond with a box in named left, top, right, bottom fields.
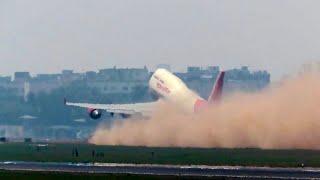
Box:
left=0, top=76, right=11, bottom=84
left=157, top=64, right=171, bottom=71
left=0, top=66, right=270, bottom=98
left=61, top=70, right=83, bottom=83
left=14, top=72, right=31, bottom=82
left=0, top=70, right=83, bottom=97
left=88, top=81, right=148, bottom=94
left=0, top=76, right=11, bottom=91
left=85, top=71, right=98, bottom=80
left=89, top=67, right=150, bottom=94
left=98, top=67, right=149, bottom=82
left=180, top=66, right=270, bottom=98
left=34, top=74, right=61, bottom=81
left=186, top=66, right=201, bottom=80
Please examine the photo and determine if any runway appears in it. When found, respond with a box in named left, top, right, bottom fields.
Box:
left=1, top=161, right=320, bottom=179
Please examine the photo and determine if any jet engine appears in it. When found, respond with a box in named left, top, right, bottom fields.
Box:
left=88, top=109, right=102, bottom=119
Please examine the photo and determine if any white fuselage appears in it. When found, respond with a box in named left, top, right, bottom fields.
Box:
left=149, top=69, right=204, bottom=113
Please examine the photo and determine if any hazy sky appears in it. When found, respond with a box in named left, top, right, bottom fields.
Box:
left=1, top=0, right=320, bottom=79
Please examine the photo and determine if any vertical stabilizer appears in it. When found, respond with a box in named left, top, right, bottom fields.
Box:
left=208, top=71, right=225, bottom=103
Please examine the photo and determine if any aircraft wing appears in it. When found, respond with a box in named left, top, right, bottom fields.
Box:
left=65, top=100, right=159, bottom=116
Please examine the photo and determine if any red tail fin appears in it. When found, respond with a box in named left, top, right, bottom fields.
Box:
left=208, top=71, right=225, bottom=104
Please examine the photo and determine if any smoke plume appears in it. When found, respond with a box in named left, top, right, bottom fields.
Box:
left=89, top=73, right=320, bottom=149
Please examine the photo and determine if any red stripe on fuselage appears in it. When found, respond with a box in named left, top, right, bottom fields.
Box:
left=156, top=82, right=171, bottom=94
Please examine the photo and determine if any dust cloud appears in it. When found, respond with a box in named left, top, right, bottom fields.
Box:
left=89, top=73, right=320, bottom=149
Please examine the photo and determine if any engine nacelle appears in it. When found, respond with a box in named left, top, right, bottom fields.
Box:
left=88, top=109, right=102, bottom=120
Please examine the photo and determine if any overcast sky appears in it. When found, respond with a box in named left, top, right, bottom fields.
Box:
left=1, top=0, right=320, bottom=79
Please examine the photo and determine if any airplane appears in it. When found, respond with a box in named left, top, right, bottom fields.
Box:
left=65, top=68, right=225, bottom=119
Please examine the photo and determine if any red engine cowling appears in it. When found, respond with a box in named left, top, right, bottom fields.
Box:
left=88, top=109, right=102, bottom=119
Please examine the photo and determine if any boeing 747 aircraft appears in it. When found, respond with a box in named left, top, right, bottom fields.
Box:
left=65, top=68, right=225, bottom=119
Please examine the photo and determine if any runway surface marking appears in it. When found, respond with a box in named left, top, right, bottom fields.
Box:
left=0, top=161, right=319, bottom=179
